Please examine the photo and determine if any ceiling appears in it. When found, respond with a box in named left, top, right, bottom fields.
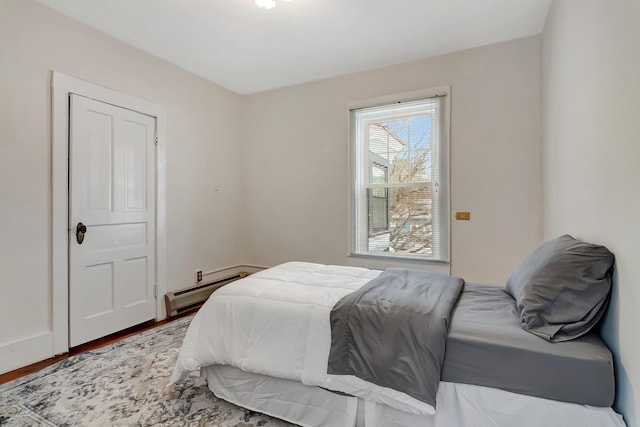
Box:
left=36, top=0, right=551, bottom=95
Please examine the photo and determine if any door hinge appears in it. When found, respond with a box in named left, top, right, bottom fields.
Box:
left=154, top=134, right=158, bottom=145
left=154, top=284, right=158, bottom=298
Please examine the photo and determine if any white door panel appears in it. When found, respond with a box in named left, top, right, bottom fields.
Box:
left=69, top=94, right=156, bottom=347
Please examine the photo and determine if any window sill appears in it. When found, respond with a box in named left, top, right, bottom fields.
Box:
left=346, top=253, right=451, bottom=275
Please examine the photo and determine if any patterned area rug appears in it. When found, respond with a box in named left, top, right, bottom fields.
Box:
left=0, top=315, right=294, bottom=426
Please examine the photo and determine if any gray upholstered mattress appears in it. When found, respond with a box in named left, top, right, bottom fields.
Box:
left=441, top=283, right=615, bottom=407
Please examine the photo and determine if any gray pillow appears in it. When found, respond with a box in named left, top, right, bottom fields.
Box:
left=505, top=234, right=614, bottom=342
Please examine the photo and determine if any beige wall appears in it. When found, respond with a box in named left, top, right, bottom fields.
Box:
left=542, top=0, right=639, bottom=424
left=241, top=36, right=543, bottom=284
left=0, top=0, right=243, bottom=358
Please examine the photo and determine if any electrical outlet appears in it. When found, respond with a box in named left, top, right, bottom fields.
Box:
left=196, top=270, right=203, bottom=282
left=455, top=211, right=471, bottom=221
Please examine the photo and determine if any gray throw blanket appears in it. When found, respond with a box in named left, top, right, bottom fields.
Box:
left=327, top=268, right=464, bottom=410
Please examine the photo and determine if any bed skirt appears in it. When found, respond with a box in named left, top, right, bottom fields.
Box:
left=201, top=364, right=625, bottom=427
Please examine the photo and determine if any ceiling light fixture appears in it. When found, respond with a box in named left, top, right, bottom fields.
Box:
left=255, top=0, right=291, bottom=9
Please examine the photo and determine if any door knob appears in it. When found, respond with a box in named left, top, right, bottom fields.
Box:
left=76, top=222, right=87, bottom=244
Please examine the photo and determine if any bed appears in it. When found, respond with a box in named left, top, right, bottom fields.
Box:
left=171, top=235, right=626, bottom=426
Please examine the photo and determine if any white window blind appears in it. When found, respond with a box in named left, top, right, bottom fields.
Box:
left=350, top=93, right=450, bottom=261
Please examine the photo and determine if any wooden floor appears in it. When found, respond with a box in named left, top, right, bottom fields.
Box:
left=0, top=310, right=196, bottom=386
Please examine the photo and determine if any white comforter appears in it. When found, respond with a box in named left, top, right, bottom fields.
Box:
left=170, top=261, right=439, bottom=415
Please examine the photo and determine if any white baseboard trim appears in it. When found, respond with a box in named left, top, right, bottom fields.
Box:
left=0, top=332, right=53, bottom=375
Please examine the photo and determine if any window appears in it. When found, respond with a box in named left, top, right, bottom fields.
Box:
left=350, top=91, right=450, bottom=262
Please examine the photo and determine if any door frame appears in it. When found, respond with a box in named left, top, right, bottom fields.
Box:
left=51, top=71, right=167, bottom=355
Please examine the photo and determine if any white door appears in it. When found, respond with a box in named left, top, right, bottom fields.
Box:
left=69, top=94, right=156, bottom=347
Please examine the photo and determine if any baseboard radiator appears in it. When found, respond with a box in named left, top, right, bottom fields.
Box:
left=164, top=272, right=249, bottom=317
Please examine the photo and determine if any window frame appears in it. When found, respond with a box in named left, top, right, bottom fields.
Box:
left=348, top=87, right=451, bottom=263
